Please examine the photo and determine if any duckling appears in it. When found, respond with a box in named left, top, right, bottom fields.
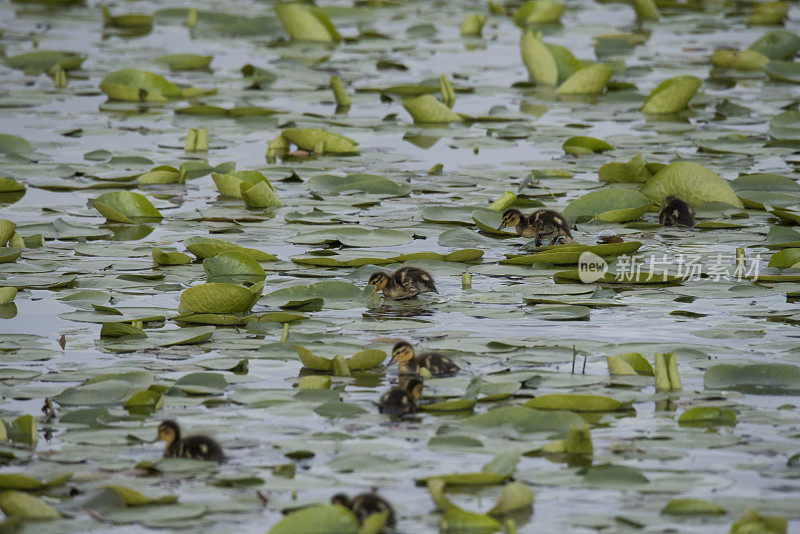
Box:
left=378, top=377, right=423, bottom=415
left=331, top=492, right=396, bottom=528
left=155, top=420, right=225, bottom=463
left=368, top=267, right=437, bottom=300
left=390, top=341, right=459, bottom=377
left=659, top=196, right=694, bottom=226
left=498, top=208, right=536, bottom=238
left=529, top=209, right=573, bottom=247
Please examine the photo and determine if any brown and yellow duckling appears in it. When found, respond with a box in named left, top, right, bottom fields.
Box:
left=390, top=341, right=459, bottom=377
left=378, top=377, right=423, bottom=415
left=529, top=209, right=573, bottom=247
left=498, top=208, right=536, bottom=238
left=368, top=267, right=438, bottom=300
left=155, top=420, right=225, bottom=463
left=331, top=492, right=396, bottom=528
left=659, top=196, right=694, bottom=226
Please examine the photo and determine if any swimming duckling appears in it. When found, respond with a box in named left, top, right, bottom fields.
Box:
left=331, top=492, right=396, bottom=528
left=155, top=420, right=225, bottom=463
left=659, top=196, right=694, bottom=226
left=498, top=208, right=536, bottom=238
left=390, top=341, right=459, bottom=377
left=529, top=209, right=573, bottom=247
left=378, top=377, right=423, bottom=415
left=368, top=267, right=438, bottom=300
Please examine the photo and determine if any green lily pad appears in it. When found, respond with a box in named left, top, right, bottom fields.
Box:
left=563, top=188, right=650, bottom=223
left=275, top=3, right=341, bottom=44
left=281, top=129, right=358, bottom=155
left=677, top=406, right=736, bottom=427
left=0, top=135, right=33, bottom=155
left=403, top=95, right=463, bottom=124
left=769, top=110, right=800, bottom=140
left=99, top=69, right=183, bottom=102
left=639, top=162, right=744, bottom=208
left=661, top=498, right=726, bottom=516
left=556, top=64, right=613, bottom=94
left=152, top=247, right=191, bottom=266
left=185, top=237, right=278, bottom=262
left=179, top=282, right=263, bottom=314
left=525, top=394, right=632, bottom=412
left=520, top=31, right=557, bottom=85
left=203, top=251, right=267, bottom=280
left=0, top=490, right=60, bottom=520
left=513, top=0, right=565, bottom=24
left=93, top=191, right=163, bottom=223
left=155, top=54, right=212, bottom=70
left=504, top=242, right=642, bottom=265
left=212, top=170, right=276, bottom=199
left=749, top=30, right=800, bottom=59
left=640, top=75, right=701, bottom=114
left=562, top=136, right=613, bottom=155
left=710, top=49, right=769, bottom=70
left=764, top=60, right=800, bottom=83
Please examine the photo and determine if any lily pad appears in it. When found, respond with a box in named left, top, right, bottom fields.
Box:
left=93, top=191, right=163, bottom=223
left=179, top=282, right=263, bottom=314
left=640, top=76, right=701, bottom=114
left=639, top=162, right=744, bottom=208
left=563, top=189, right=650, bottom=223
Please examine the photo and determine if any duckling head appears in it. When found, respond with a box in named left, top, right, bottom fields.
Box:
left=368, top=272, right=390, bottom=291
left=405, top=377, right=424, bottom=400
left=156, top=420, right=180, bottom=449
left=498, top=208, right=524, bottom=231
left=389, top=341, right=415, bottom=366
left=331, top=493, right=352, bottom=509
left=415, top=271, right=438, bottom=294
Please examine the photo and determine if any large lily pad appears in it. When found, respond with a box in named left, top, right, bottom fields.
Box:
left=639, top=162, right=744, bottom=207
left=563, top=189, right=650, bottom=223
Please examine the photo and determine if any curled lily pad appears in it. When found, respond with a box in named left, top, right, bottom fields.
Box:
left=203, top=251, right=266, bottom=280
left=275, top=3, right=341, bottom=43
left=710, top=49, right=769, bottom=70
left=520, top=31, right=557, bottom=85
left=461, top=14, right=486, bottom=37
left=639, top=162, right=743, bottom=207
left=93, top=191, right=163, bottom=223
left=403, top=95, right=463, bottom=124
left=152, top=247, right=191, bottom=266
left=729, top=508, right=786, bottom=534
left=241, top=181, right=281, bottom=208
left=185, top=237, right=278, bottom=262
left=0, top=135, right=33, bottom=155
left=0, top=491, right=60, bottom=520
left=99, top=69, right=182, bottom=102
left=562, top=136, right=613, bottom=155
left=556, top=64, right=613, bottom=94
left=294, top=346, right=387, bottom=372
left=281, top=128, right=358, bottom=155
left=677, top=406, right=736, bottom=427
left=763, top=60, right=800, bottom=83
left=513, top=0, right=565, bottom=24
left=769, top=110, right=800, bottom=140
left=179, top=282, right=263, bottom=314
left=269, top=505, right=358, bottom=534
left=750, top=30, right=800, bottom=59
left=606, top=353, right=653, bottom=375
left=563, top=189, right=650, bottom=223
left=212, top=170, right=275, bottom=199
left=640, top=75, right=701, bottom=114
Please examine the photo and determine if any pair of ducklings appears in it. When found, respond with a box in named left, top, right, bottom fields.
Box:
left=378, top=341, right=460, bottom=414
left=368, top=266, right=438, bottom=300
left=499, top=208, right=575, bottom=246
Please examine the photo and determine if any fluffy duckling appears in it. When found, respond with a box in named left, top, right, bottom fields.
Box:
left=368, top=267, right=438, bottom=300
left=378, top=377, right=423, bottom=415
left=498, top=208, right=536, bottom=238
left=155, top=420, right=225, bottom=463
left=529, top=209, right=573, bottom=247
left=331, top=492, right=396, bottom=528
left=390, top=341, right=459, bottom=377
left=659, top=196, right=694, bottom=226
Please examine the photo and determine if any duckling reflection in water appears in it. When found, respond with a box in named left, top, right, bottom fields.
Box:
left=659, top=196, right=694, bottom=226
left=529, top=209, right=574, bottom=247
left=378, top=377, right=423, bottom=415
left=155, top=420, right=225, bottom=463
left=390, top=340, right=459, bottom=377
left=331, top=492, right=396, bottom=528
left=498, top=208, right=536, bottom=238
left=368, top=267, right=438, bottom=300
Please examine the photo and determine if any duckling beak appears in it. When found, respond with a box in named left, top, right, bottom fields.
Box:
left=496, top=223, right=506, bottom=231
left=387, top=354, right=397, bottom=366
left=430, top=284, right=439, bottom=294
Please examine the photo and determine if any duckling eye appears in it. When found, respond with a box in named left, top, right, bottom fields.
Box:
left=544, top=225, right=554, bottom=232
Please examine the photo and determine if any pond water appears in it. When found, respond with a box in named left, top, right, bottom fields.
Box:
left=0, top=0, right=800, bottom=532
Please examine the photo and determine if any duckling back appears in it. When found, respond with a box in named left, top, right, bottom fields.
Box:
left=418, top=353, right=459, bottom=377
left=167, top=435, right=226, bottom=463
left=529, top=209, right=572, bottom=246
left=378, top=388, right=417, bottom=415
left=350, top=493, right=396, bottom=527
left=659, top=196, right=694, bottom=226
left=394, top=267, right=438, bottom=295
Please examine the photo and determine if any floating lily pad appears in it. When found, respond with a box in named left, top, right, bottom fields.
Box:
left=563, top=189, right=650, bottom=223
left=640, top=76, right=701, bottom=114
left=93, top=191, right=163, bottom=223
left=179, top=282, right=263, bottom=314
left=640, top=162, right=744, bottom=208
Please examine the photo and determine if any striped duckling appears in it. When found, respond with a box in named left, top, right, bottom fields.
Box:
left=156, top=420, right=225, bottom=463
